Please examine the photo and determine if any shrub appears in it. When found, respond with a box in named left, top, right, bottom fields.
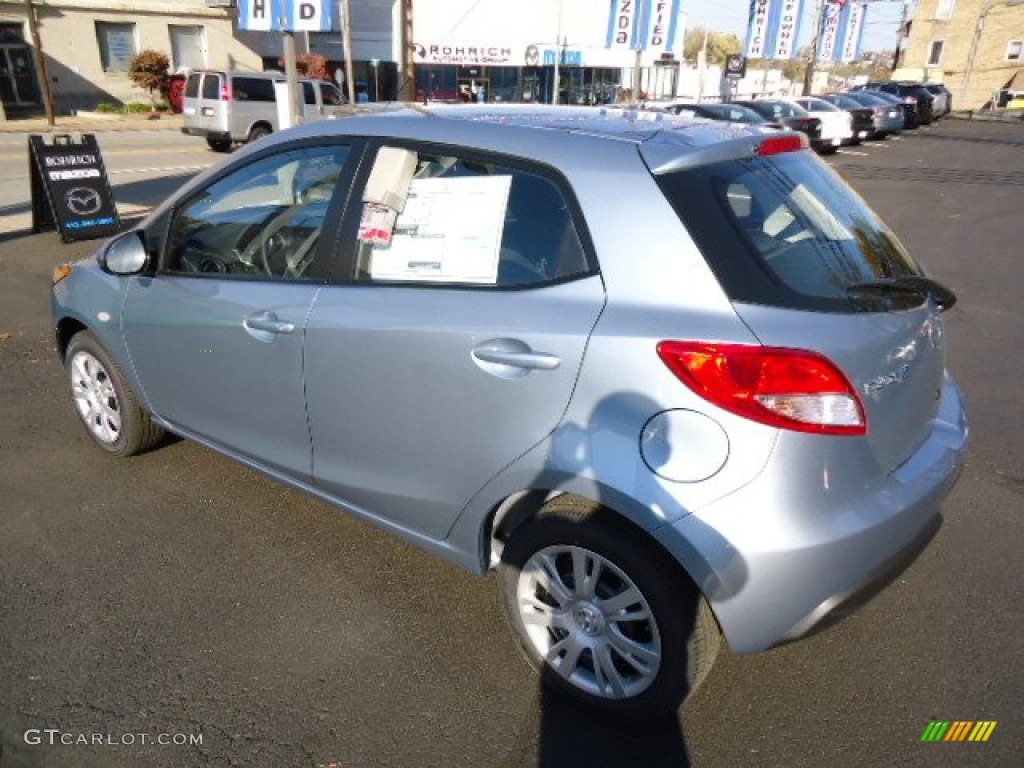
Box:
left=276, top=53, right=330, bottom=81
left=129, top=50, right=170, bottom=108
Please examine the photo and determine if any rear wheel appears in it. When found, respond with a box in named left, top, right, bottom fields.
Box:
left=247, top=124, right=272, bottom=143
left=65, top=331, right=165, bottom=457
left=206, top=136, right=232, bottom=152
left=498, top=497, right=720, bottom=721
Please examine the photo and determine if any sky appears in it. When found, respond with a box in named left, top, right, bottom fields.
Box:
left=681, top=0, right=909, bottom=55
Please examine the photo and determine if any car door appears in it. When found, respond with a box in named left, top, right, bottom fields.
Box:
left=303, top=143, right=606, bottom=539
left=121, top=141, right=357, bottom=480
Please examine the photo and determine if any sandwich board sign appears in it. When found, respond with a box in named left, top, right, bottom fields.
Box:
left=29, top=134, right=120, bottom=242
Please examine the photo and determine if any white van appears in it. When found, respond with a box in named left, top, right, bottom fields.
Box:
left=181, top=70, right=346, bottom=152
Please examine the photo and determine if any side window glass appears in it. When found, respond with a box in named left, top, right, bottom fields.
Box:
left=165, top=145, right=349, bottom=281
left=353, top=147, right=588, bottom=287
left=302, top=82, right=316, bottom=105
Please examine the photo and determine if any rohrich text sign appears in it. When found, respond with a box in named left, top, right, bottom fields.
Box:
left=29, top=134, right=120, bottom=242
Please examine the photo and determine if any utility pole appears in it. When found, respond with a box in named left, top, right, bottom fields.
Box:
left=23, top=0, right=55, bottom=126
left=397, top=0, right=415, bottom=101
left=282, top=30, right=301, bottom=127
left=892, top=0, right=910, bottom=72
left=802, top=0, right=827, bottom=96
left=552, top=0, right=564, bottom=104
left=341, top=0, right=356, bottom=104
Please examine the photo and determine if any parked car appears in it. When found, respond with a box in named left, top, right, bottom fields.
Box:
left=662, top=101, right=774, bottom=128
left=52, top=105, right=967, bottom=722
left=732, top=99, right=829, bottom=152
left=923, top=83, right=953, bottom=117
left=814, top=93, right=875, bottom=142
left=182, top=70, right=346, bottom=152
left=790, top=95, right=857, bottom=145
left=867, top=90, right=921, bottom=129
left=866, top=81, right=936, bottom=124
left=835, top=90, right=905, bottom=137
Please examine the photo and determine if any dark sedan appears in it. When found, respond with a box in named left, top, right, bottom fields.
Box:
left=835, top=91, right=905, bottom=137
left=733, top=99, right=823, bottom=149
left=866, top=82, right=935, bottom=124
left=663, top=102, right=773, bottom=127
left=816, top=93, right=875, bottom=142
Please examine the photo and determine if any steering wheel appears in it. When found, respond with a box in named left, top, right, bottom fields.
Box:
left=236, top=207, right=300, bottom=277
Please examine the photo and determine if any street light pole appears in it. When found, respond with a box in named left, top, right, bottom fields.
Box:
left=961, top=0, right=1024, bottom=110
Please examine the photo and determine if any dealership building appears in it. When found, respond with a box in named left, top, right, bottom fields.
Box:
left=1, top=0, right=686, bottom=117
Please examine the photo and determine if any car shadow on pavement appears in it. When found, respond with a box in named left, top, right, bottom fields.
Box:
left=531, top=685, right=691, bottom=767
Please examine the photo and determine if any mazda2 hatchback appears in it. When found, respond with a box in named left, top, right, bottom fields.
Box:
left=52, top=106, right=967, bottom=721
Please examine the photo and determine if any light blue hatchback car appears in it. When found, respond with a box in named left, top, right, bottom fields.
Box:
left=52, top=105, right=968, bottom=721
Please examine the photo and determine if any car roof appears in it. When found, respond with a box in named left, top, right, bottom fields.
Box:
left=272, top=104, right=804, bottom=173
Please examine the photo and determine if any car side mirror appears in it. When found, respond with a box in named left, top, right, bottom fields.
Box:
left=100, top=231, right=148, bottom=275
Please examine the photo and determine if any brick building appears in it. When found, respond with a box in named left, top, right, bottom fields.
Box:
left=899, top=0, right=1024, bottom=109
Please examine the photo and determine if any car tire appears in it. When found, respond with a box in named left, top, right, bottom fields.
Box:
left=498, top=496, right=720, bottom=721
left=247, top=125, right=272, bottom=143
left=65, top=331, right=165, bottom=457
left=206, top=137, right=232, bottom=153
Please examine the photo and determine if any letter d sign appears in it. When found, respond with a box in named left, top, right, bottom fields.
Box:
left=292, top=0, right=323, bottom=30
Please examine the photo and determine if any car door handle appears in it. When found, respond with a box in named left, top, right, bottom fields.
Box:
left=244, top=311, right=295, bottom=336
left=472, top=346, right=561, bottom=370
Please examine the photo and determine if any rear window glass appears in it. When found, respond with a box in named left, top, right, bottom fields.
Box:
left=232, top=77, right=276, bottom=102
left=200, top=74, right=221, bottom=100
left=185, top=73, right=201, bottom=98
left=657, top=152, right=924, bottom=312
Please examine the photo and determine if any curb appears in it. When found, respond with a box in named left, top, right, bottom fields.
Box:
left=0, top=114, right=185, bottom=134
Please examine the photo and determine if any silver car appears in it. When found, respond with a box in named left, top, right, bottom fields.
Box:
left=52, top=106, right=967, bottom=721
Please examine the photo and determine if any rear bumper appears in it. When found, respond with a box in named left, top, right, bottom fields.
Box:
left=181, top=126, right=230, bottom=143
left=652, top=373, right=968, bottom=654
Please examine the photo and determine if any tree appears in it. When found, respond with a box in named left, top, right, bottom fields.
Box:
left=684, top=29, right=743, bottom=67
left=128, top=50, right=170, bottom=109
left=276, top=53, right=330, bottom=80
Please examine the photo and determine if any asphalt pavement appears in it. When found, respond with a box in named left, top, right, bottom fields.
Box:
left=0, top=117, right=1021, bottom=768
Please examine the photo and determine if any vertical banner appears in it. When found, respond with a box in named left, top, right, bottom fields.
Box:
left=606, top=0, right=642, bottom=50
left=817, top=1, right=843, bottom=62
left=744, top=0, right=774, bottom=59
left=772, top=0, right=804, bottom=59
left=837, top=3, right=867, bottom=62
left=643, top=0, right=682, bottom=55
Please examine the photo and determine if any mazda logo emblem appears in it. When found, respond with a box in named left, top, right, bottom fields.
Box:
left=65, top=187, right=102, bottom=216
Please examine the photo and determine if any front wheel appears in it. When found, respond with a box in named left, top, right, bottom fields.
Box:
left=65, top=331, right=165, bottom=457
left=498, top=497, right=720, bottom=721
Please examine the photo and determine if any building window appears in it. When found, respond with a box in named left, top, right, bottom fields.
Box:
left=927, top=40, right=945, bottom=66
left=170, top=25, right=206, bottom=71
left=935, top=0, right=955, bottom=20
left=1008, top=41, right=1023, bottom=61
left=95, top=22, right=137, bottom=73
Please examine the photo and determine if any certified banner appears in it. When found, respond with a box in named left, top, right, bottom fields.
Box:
left=643, top=0, right=682, bottom=55
left=817, top=1, right=843, bottom=62
left=606, top=0, right=641, bottom=50
left=837, top=3, right=867, bottom=63
left=744, top=0, right=774, bottom=59
left=772, top=0, right=804, bottom=59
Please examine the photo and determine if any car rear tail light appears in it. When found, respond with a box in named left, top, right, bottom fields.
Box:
left=220, top=84, right=231, bottom=101
left=656, top=341, right=866, bottom=435
left=757, top=134, right=805, bottom=156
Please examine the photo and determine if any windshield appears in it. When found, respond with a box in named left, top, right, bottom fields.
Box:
left=656, top=151, right=924, bottom=312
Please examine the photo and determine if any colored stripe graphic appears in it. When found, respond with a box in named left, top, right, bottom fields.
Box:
left=969, top=721, right=997, bottom=742
left=921, top=721, right=950, bottom=741
left=920, top=720, right=997, bottom=742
